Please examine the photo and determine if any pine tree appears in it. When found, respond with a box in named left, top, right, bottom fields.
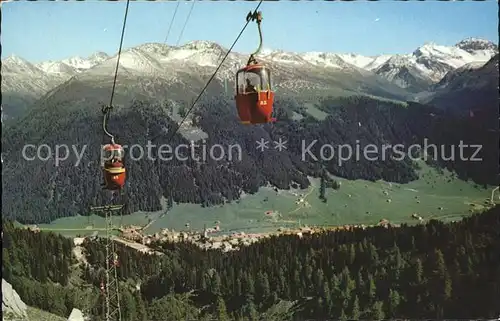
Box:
left=63, top=290, right=75, bottom=317
left=278, top=267, right=288, bottom=297
left=369, top=301, right=385, bottom=320
left=211, top=271, right=222, bottom=296
left=330, top=274, right=341, bottom=295
left=121, top=289, right=137, bottom=321
left=235, top=276, right=243, bottom=297
left=133, top=291, right=147, bottom=321
left=367, top=275, right=376, bottom=302
left=270, top=291, right=279, bottom=305
left=319, top=176, right=327, bottom=202
left=201, top=272, right=208, bottom=292
left=356, top=271, right=366, bottom=291
left=368, top=243, right=379, bottom=262
left=304, top=265, right=313, bottom=290
left=256, top=271, right=270, bottom=304
left=245, top=272, right=255, bottom=296
left=293, top=270, right=301, bottom=298
left=3, top=250, right=13, bottom=280
left=443, top=273, right=452, bottom=301
left=392, top=244, right=403, bottom=280
left=351, top=295, right=360, bottom=320
left=339, top=308, right=348, bottom=321
left=349, top=244, right=356, bottom=265
left=434, top=249, right=446, bottom=278
left=388, top=289, right=401, bottom=318
left=414, top=258, right=423, bottom=285
left=242, top=296, right=258, bottom=321
left=341, top=267, right=355, bottom=296
left=315, top=268, right=325, bottom=289
left=215, top=296, right=229, bottom=321
left=318, top=279, right=331, bottom=315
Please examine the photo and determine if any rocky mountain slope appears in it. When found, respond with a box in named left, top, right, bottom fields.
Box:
left=2, top=280, right=67, bottom=321
left=2, top=279, right=28, bottom=320
left=371, top=38, right=497, bottom=92
left=2, top=53, right=110, bottom=122
left=426, top=54, right=499, bottom=116
left=2, top=56, right=71, bottom=121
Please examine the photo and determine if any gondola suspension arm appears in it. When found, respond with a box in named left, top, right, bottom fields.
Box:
left=246, top=10, right=263, bottom=66
left=102, top=105, right=115, bottom=145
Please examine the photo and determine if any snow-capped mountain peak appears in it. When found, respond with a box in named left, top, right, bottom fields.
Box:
left=4, top=55, right=32, bottom=68
left=336, top=53, right=375, bottom=69
left=370, top=39, right=498, bottom=90
left=61, top=56, right=94, bottom=70
left=259, top=48, right=275, bottom=56
left=88, top=52, right=110, bottom=64
left=180, top=40, right=225, bottom=53
left=2, top=37, right=497, bottom=100
left=135, top=43, right=172, bottom=56
left=431, top=60, right=488, bottom=90
left=413, top=43, right=460, bottom=59
left=3, top=55, right=43, bottom=75
left=4, top=54, right=28, bottom=65
left=455, top=38, right=497, bottom=53
left=261, top=50, right=308, bottom=66
left=379, top=54, right=413, bottom=67
left=54, top=52, right=111, bottom=72
left=36, top=61, right=76, bottom=75
left=160, top=41, right=230, bottom=67
left=300, top=52, right=352, bottom=69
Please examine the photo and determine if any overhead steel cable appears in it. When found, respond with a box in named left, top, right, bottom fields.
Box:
left=102, top=0, right=131, bottom=144
left=164, top=1, right=181, bottom=44
left=151, top=0, right=264, bottom=143
left=108, top=0, right=130, bottom=108
left=176, top=0, right=196, bottom=46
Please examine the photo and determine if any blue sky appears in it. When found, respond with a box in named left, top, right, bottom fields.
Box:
left=3, top=0, right=498, bottom=62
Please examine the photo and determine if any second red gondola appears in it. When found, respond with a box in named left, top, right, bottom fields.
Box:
left=101, top=143, right=126, bottom=190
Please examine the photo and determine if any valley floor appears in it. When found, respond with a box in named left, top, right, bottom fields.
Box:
left=36, top=162, right=497, bottom=239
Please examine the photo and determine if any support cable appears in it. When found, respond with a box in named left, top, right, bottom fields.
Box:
left=176, top=0, right=196, bottom=46
left=102, top=0, right=131, bottom=144
left=164, top=1, right=181, bottom=44
left=151, top=0, right=264, bottom=143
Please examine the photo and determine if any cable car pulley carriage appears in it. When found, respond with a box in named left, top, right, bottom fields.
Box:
left=235, top=10, right=276, bottom=125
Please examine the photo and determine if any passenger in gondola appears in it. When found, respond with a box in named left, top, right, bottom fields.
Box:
left=245, top=78, right=256, bottom=93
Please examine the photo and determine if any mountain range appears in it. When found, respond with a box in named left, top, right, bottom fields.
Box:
left=1, top=37, right=498, bottom=224
left=2, top=37, right=497, bottom=121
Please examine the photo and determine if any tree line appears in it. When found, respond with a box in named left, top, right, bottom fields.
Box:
left=3, top=205, right=499, bottom=320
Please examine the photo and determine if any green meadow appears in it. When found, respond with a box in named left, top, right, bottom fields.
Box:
left=38, top=161, right=495, bottom=237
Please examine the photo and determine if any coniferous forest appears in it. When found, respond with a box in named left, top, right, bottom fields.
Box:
left=3, top=205, right=500, bottom=320
left=3, top=94, right=498, bottom=224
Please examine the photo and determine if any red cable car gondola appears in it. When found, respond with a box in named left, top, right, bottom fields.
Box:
left=101, top=105, right=126, bottom=191
left=101, top=143, right=126, bottom=190
left=235, top=11, right=276, bottom=125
